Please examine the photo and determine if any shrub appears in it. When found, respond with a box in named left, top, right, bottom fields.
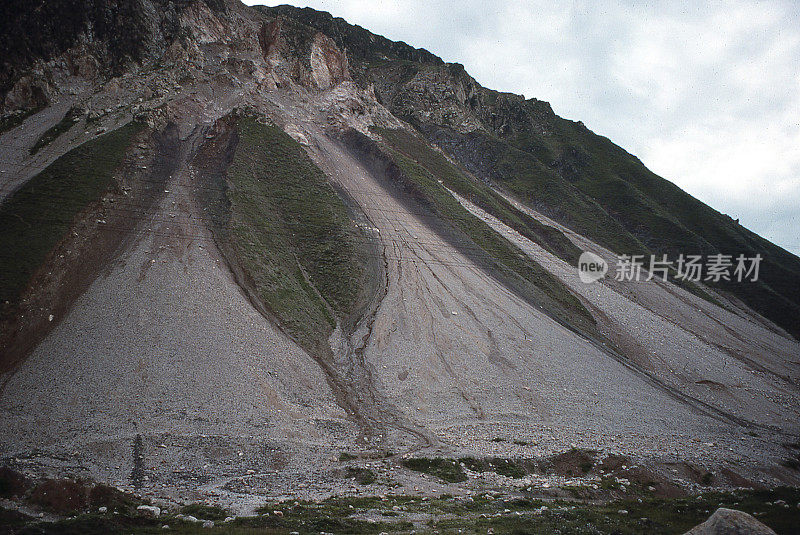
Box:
left=401, top=458, right=467, bottom=483
left=181, top=503, right=230, bottom=520
left=88, top=484, right=138, bottom=512
left=345, top=467, right=376, bottom=485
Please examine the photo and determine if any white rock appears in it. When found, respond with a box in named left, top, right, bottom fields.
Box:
left=683, top=508, right=777, bottom=535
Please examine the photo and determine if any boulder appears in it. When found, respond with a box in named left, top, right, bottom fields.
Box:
left=684, top=508, right=776, bottom=535
left=137, top=504, right=161, bottom=518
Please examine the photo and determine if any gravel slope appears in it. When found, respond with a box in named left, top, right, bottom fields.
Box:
left=0, top=152, right=357, bottom=503
left=290, top=119, right=799, bottom=471
left=449, top=188, right=800, bottom=434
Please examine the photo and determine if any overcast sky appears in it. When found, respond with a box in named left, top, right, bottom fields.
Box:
left=247, top=0, right=800, bottom=255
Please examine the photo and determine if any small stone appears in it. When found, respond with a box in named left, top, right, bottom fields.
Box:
left=202, top=520, right=214, bottom=528
left=98, top=506, right=107, bottom=513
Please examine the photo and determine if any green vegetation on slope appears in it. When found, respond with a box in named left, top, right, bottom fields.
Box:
left=548, top=116, right=800, bottom=333
left=367, top=129, right=596, bottom=336
left=0, top=122, right=141, bottom=318
left=452, top=128, right=650, bottom=258
left=181, top=503, right=230, bottom=521
left=429, top=127, right=724, bottom=305
left=222, top=117, right=367, bottom=353
left=428, top=96, right=799, bottom=336
left=377, top=127, right=582, bottom=265
left=401, top=457, right=467, bottom=483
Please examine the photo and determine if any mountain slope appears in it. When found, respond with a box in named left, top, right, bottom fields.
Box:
left=261, top=4, right=800, bottom=339
left=0, top=0, right=798, bottom=511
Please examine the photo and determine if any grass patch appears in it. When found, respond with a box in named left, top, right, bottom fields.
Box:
left=235, top=514, right=411, bottom=533
left=29, top=479, right=90, bottom=515
left=459, top=457, right=532, bottom=479
left=87, top=484, right=139, bottom=513
left=0, top=122, right=141, bottom=319
left=221, top=116, right=368, bottom=354
left=10, top=487, right=800, bottom=534
left=401, top=457, right=467, bottom=483
left=431, top=487, right=800, bottom=534
left=29, top=106, right=82, bottom=154
left=345, top=467, right=377, bottom=485
left=181, top=503, right=230, bottom=520
left=546, top=447, right=596, bottom=476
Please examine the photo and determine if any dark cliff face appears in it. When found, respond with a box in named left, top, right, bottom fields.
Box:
left=0, top=0, right=228, bottom=97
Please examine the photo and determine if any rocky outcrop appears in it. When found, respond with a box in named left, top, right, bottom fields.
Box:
left=683, top=508, right=777, bottom=535
left=179, top=0, right=229, bottom=44
left=2, top=75, right=50, bottom=112
left=310, top=33, right=349, bottom=90
left=257, top=4, right=442, bottom=68
left=0, top=0, right=230, bottom=112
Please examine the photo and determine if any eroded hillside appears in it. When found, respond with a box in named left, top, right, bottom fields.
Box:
left=0, top=0, right=798, bottom=518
